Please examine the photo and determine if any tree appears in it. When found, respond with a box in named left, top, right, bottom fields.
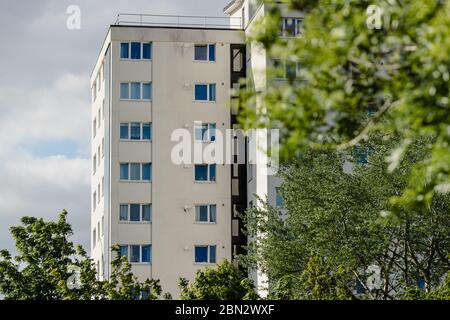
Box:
left=239, top=0, right=450, bottom=210
left=243, top=135, right=450, bottom=299
left=0, top=211, right=168, bottom=300
left=0, top=211, right=103, bottom=299
left=178, top=260, right=259, bottom=300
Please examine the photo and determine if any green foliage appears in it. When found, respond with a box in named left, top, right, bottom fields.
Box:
left=243, top=135, right=450, bottom=299
left=179, top=260, right=259, bottom=300
left=239, top=0, right=450, bottom=209
left=0, top=211, right=167, bottom=300
left=0, top=211, right=103, bottom=300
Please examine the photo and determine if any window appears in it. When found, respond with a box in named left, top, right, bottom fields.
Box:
left=93, top=155, right=97, bottom=174
left=195, top=164, right=216, bottom=182
left=121, top=42, right=152, bottom=60
left=131, top=82, right=141, bottom=99
left=195, top=205, right=217, bottom=223
left=142, top=204, right=151, bottom=222
left=120, top=43, right=130, bottom=59
left=93, top=191, right=97, bottom=211
left=142, top=82, right=152, bottom=100
left=130, top=204, right=140, bottom=221
left=142, top=123, right=152, bottom=140
left=120, top=163, right=152, bottom=181
left=130, top=245, right=140, bottom=262
left=130, top=122, right=141, bottom=140
left=120, top=122, right=152, bottom=141
left=120, top=123, right=129, bottom=140
left=273, top=59, right=301, bottom=79
left=142, top=43, right=152, bottom=60
left=120, top=83, right=129, bottom=99
left=195, top=245, right=217, bottom=264
left=92, top=228, right=96, bottom=247
left=97, top=146, right=101, bottom=166
left=142, top=163, right=152, bottom=181
left=120, top=163, right=129, bottom=180
left=119, top=245, right=128, bottom=258
left=195, top=123, right=216, bottom=142
left=141, top=245, right=151, bottom=263
left=275, top=188, right=284, bottom=208
left=93, top=118, right=97, bottom=138
left=131, top=42, right=141, bottom=59
left=130, top=163, right=141, bottom=180
left=195, top=84, right=216, bottom=102
left=119, top=204, right=152, bottom=223
left=97, top=222, right=100, bottom=241
left=102, top=176, right=104, bottom=196
left=194, top=44, right=215, bottom=62
left=120, top=204, right=128, bottom=221
left=120, top=82, right=152, bottom=100
left=97, top=183, right=100, bottom=203
left=119, top=245, right=151, bottom=264
left=280, top=17, right=303, bottom=37
left=102, top=138, right=105, bottom=158
left=92, top=83, right=97, bottom=101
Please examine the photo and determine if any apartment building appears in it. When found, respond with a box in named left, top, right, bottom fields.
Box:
left=91, top=0, right=302, bottom=297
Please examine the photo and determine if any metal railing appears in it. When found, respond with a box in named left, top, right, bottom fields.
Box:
left=114, top=13, right=243, bottom=29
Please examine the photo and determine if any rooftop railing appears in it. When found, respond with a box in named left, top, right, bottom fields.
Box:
left=114, top=13, right=243, bottom=29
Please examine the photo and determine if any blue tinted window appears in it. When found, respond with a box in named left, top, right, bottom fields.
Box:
left=130, top=245, right=140, bottom=263
left=210, top=205, right=217, bottom=223
left=131, top=82, right=141, bottom=99
left=197, top=206, right=208, bottom=222
left=131, top=42, right=141, bottom=59
left=417, top=278, right=425, bottom=289
left=130, top=204, right=140, bottom=221
left=130, top=123, right=140, bottom=140
left=142, top=204, right=151, bottom=222
left=354, top=146, right=368, bottom=165
left=143, top=43, right=151, bottom=59
left=142, top=83, right=151, bottom=100
left=120, top=163, right=129, bottom=180
left=142, top=123, right=151, bottom=140
left=120, top=43, right=129, bottom=59
left=209, top=164, right=216, bottom=181
left=276, top=188, right=283, bottom=208
left=209, top=84, right=216, bottom=101
left=210, top=124, right=216, bottom=141
left=120, top=204, right=128, bottom=221
left=195, top=246, right=208, bottom=263
left=120, top=83, right=129, bottom=99
left=356, top=279, right=365, bottom=294
left=195, top=84, right=208, bottom=101
left=119, top=245, right=128, bottom=258
left=209, top=245, right=216, bottom=263
left=142, top=163, right=151, bottom=181
left=141, top=245, right=151, bottom=263
left=130, top=163, right=141, bottom=180
left=208, top=44, right=216, bottom=61
left=195, top=165, right=208, bottom=181
left=120, top=123, right=129, bottom=139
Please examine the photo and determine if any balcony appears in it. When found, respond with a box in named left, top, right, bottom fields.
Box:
left=114, top=13, right=243, bottom=29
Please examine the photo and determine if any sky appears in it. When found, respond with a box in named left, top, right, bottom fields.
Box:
left=0, top=0, right=231, bottom=255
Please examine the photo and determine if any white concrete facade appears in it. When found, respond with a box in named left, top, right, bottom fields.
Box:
left=91, top=25, right=244, bottom=297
